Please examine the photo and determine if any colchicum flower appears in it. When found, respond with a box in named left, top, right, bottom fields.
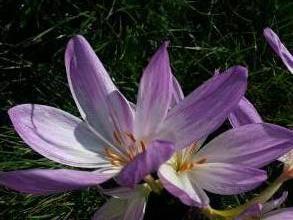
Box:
left=219, top=61, right=293, bottom=219
left=262, top=27, right=293, bottom=179
left=158, top=68, right=293, bottom=208
left=235, top=192, right=293, bottom=220
left=228, top=80, right=293, bottom=181
left=0, top=36, right=249, bottom=195
left=263, top=27, right=293, bottom=74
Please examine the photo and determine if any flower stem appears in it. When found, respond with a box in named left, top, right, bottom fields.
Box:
left=144, top=175, right=162, bottom=194
left=202, top=174, right=285, bottom=220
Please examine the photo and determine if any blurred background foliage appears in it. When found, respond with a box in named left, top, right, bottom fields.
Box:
left=0, top=0, right=292, bottom=219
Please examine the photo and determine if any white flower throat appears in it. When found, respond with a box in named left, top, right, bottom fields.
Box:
left=172, top=143, right=207, bottom=172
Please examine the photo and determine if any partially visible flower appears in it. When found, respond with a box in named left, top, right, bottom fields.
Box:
left=0, top=36, right=248, bottom=194
left=228, top=96, right=262, bottom=128
left=263, top=28, right=293, bottom=178
left=159, top=122, right=293, bottom=208
left=228, top=80, right=293, bottom=180
left=236, top=192, right=293, bottom=220
left=263, top=27, right=293, bottom=74
left=158, top=70, right=293, bottom=208
left=92, top=185, right=150, bottom=220
left=216, top=68, right=262, bottom=128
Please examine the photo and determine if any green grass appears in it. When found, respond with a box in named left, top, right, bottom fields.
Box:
left=0, top=0, right=293, bottom=219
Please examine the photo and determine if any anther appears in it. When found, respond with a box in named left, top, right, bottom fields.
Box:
left=140, top=141, right=146, bottom=151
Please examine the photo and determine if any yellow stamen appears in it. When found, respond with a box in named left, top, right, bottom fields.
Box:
left=178, top=158, right=207, bottom=172
left=104, top=130, right=150, bottom=167
left=113, top=131, right=122, bottom=145
left=140, top=140, right=146, bottom=152
left=125, top=132, right=136, bottom=143
left=104, top=148, right=128, bottom=166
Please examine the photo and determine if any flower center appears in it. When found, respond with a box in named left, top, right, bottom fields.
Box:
left=178, top=158, right=207, bottom=172
left=103, top=131, right=147, bottom=167
left=172, top=142, right=206, bottom=172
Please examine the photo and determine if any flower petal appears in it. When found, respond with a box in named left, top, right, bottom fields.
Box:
left=106, top=91, right=134, bottom=134
left=0, top=169, right=114, bottom=195
left=158, top=65, right=248, bottom=149
left=9, top=104, right=111, bottom=168
left=65, top=35, right=120, bottom=143
left=134, top=42, right=172, bottom=139
left=264, top=28, right=293, bottom=73
left=262, top=191, right=288, bottom=214
left=93, top=186, right=148, bottom=220
left=171, top=75, right=184, bottom=107
left=195, top=123, right=293, bottom=168
left=228, top=97, right=262, bottom=128
left=158, top=163, right=210, bottom=207
left=191, top=163, right=267, bottom=195
left=102, top=187, right=138, bottom=199
left=263, top=208, right=293, bottom=220
left=116, top=140, right=174, bottom=187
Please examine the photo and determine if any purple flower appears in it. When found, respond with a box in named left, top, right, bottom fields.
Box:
left=92, top=185, right=149, bottom=220
left=158, top=73, right=293, bottom=208
left=236, top=192, right=293, bottom=220
left=158, top=123, right=293, bottom=208
left=0, top=36, right=248, bottom=193
left=263, top=27, right=293, bottom=74
left=228, top=96, right=262, bottom=128
left=228, top=75, right=293, bottom=180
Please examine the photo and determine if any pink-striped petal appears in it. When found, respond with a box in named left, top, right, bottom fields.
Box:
left=264, top=28, right=293, bottom=73
left=9, top=104, right=111, bottom=168
left=116, top=140, right=174, bottom=187
left=0, top=169, right=114, bottom=195
left=158, top=163, right=210, bottom=207
left=195, top=123, right=293, bottom=168
left=158, top=65, right=248, bottom=149
left=65, top=35, right=121, bottom=143
left=134, top=42, right=172, bottom=139
left=191, top=163, right=267, bottom=195
left=228, top=97, right=262, bottom=128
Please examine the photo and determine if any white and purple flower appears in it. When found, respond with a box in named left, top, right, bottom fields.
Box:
left=263, top=27, right=293, bottom=74
left=0, top=35, right=249, bottom=194
left=228, top=76, right=293, bottom=182
left=158, top=71, right=293, bottom=208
